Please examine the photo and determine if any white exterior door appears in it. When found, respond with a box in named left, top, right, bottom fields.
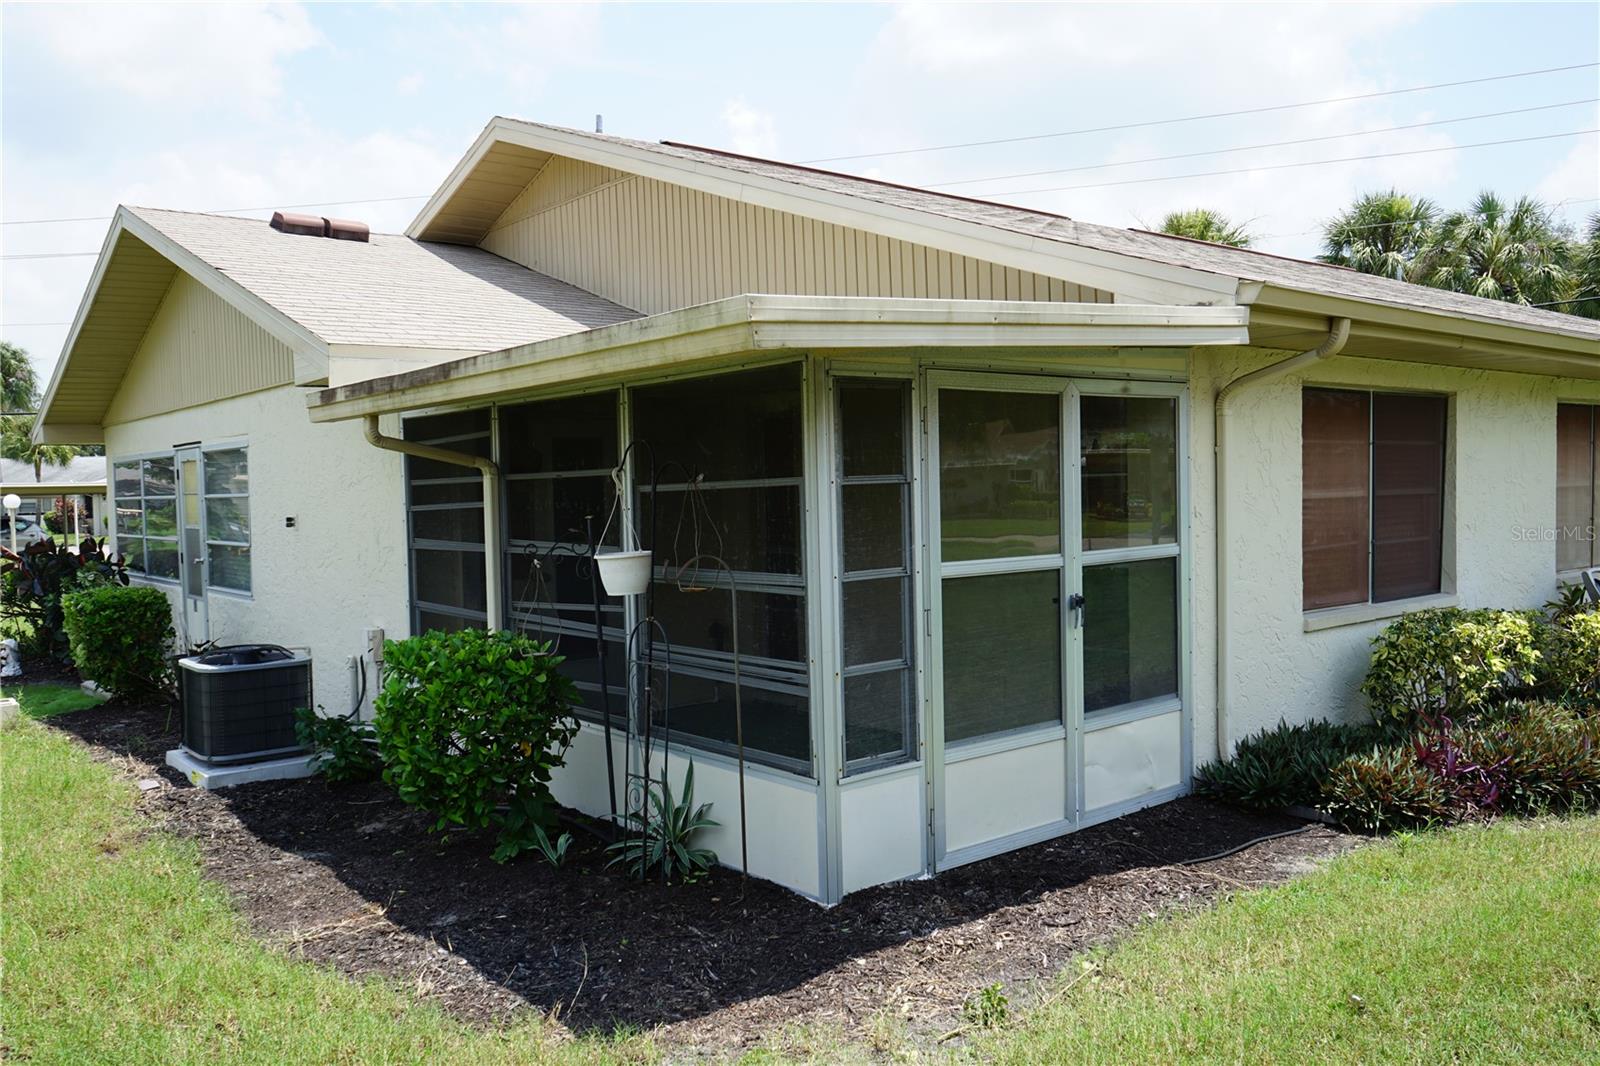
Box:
left=175, top=446, right=209, bottom=645
left=927, top=373, right=1080, bottom=869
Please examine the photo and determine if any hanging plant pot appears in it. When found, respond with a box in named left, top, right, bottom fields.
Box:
left=596, top=549, right=652, bottom=597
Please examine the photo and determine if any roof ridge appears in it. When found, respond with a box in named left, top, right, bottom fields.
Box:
left=124, top=203, right=409, bottom=238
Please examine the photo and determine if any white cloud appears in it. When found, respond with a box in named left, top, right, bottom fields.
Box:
left=721, top=99, right=779, bottom=157
left=13, top=2, right=322, bottom=113
left=396, top=72, right=425, bottom=96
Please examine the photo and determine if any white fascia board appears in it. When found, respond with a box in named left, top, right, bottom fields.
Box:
left=413, top=120, right=1241, bottom=307
left=33, top=208, right=334, bottom=442
left=306, top=295, right=1247, bottom=423
left=327, top=344, right=488, bottom=387
left=404, top=120, right=503, bottom=240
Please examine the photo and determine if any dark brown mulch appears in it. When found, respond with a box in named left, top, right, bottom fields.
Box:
left=49, top=702, right=1360, bottom=1052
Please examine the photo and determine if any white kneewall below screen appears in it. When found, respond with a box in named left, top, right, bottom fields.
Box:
left=840, top=766, right=926, bottom=895
left=103, top=385, right=411, bottom=717
left=1188, top=347, right=1600, bottom=758
left=1084, top=711, right=1183, bottom=811
left=944, top=736, right=1067, bottom=855
left=552, top=720, right=825, bottom=900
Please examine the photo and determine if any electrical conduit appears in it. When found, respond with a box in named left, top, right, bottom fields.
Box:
left=1213, top=317, right=1350, bottom=760
left=363, top=415, right=504, bottom=632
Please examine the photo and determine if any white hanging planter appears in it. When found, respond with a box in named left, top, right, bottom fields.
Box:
left=596, top=549, right=652, bottom=597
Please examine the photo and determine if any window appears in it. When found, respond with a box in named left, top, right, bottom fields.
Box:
left=113, top=457, right=179, bottom=580
left=203, top=447, right=250, bottom=592
left=837, top=379, right=915, bottom=772
left=1557, top=403, right=1599, bottom=572
left=1303, top=388, right=1447, bottom=610
left=404, top=409, right=491, bottom=632
left=631, top=364, right=811, bottom=773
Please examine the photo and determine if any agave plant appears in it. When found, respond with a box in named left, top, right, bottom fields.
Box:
left=606, top=760, right=719, bottom=883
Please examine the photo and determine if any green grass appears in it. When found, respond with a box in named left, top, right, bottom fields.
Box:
left=1, top=717, right=655, bottom=1065
left=9, top=681, right=106, bottom=718
left=7, top=708, right=1599, bottom=1065
left=973, top=818, right=1600, bottom=1065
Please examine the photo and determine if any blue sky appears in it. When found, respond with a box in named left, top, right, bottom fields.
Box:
left=4, top=2, right=1597, bottom=386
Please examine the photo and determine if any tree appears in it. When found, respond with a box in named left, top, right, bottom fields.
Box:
left=1319, top=189, right=1437, bottom=280
left=1, top=413, right=79, bottom=479
left=1411, top=192, right=1573, bottom=307
left=1, top=340, right=38, bottom=413
left=1560, top=212, right=1600, bottom=320
left=1156, top=208, right=1253, bottom=248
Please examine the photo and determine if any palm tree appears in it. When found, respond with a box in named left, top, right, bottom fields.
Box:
left=1412, top=192, right=1573, bottom=307
left=1559, top=212, right=1600, bottom=320
left=2, top=340, right=38, bottom=413
left=1, top=413, right=80, bottom=480
left=1319, top=189, right=1437, bottom=280
left=1156, top=208, right=1253, bottom=248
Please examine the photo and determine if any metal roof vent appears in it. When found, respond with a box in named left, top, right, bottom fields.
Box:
left=269, top=211, right=370, bottom=243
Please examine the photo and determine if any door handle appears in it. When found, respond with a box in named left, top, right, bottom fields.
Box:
left=1067, top=592, right=1085, bottom=626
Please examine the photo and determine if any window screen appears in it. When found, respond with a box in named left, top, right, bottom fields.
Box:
left=1302, top=388, right=1446, bottom=610
left=1557, top=404, right=1598, bottom=572
left=837, top=380, right=915, bottom=771
left=404, top=409, right=491, bottom=632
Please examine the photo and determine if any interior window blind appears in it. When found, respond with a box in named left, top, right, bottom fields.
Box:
left=1302, top=388, right=1371, bottom=610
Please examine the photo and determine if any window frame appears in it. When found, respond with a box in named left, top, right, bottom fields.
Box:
left=1556, top=402, right=1600, bottom=575
left=111, top=450, right=180, bottom=585
left=111, top=442, right=252, bottom=595
left=200, top=442, right=252, bottom=596
left=1301, top=386, right=1449, bottom=615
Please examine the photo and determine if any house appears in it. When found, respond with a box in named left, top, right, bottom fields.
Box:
left=32, top=118, right=1600, bottom=903
left=0, top=456, right=108, bottom=541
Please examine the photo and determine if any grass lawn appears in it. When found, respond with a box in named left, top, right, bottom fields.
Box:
left=8, top=681, right=106, bottom=719
left=5, top=709, right=1598, bottom=1064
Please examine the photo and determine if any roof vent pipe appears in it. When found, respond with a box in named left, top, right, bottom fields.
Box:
left=1212, top=317, right=1350, bottom=761
left=361, top=415, right=503, bottom=631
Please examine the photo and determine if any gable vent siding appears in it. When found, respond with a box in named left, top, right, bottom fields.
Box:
left=103, top=272, right=294, bottom=426
left=479, top=157, right=1112, bottom=314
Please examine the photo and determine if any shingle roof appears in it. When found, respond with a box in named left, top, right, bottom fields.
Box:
left=0, top=456, right=106, bottom=488
left=492, top=119, right=1599, bottom=343
left=128, top=206, right=640, bottom=351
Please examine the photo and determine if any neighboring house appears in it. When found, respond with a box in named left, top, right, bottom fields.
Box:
left=33, top=118, right=1600, bottom=903
left=0, top=455, right=108, bottom=540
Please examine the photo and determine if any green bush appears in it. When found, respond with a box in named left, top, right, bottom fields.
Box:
left=1321, top=746, right=1454, bottom=833
left=1, top=537, right=128, bottom=662
left=1361, top=607, right=1543, bottom=724
left=1461, top=703, right=1600, bottom=815
left=294, top=707, right=380, bottom=784
left=1197, top=718, right=1390, bottom=810
left=1537, top=609, right=1600, bottom=705
left=59, top=585, right=175, bottom=701
left=374, top=629, right=579, bottom=863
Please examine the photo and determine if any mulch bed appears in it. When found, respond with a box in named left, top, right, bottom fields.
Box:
left=45, top=698, right=1360, bottom=1053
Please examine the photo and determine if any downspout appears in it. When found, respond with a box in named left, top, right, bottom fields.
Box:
left=363, top=415, right=504, bottom=632
left=1213, top=317, right=1349, bottom=761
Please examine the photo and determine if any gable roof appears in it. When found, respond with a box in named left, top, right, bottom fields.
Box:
left=34, top=205, right=639, bottom=441
left=411, top=118, right=1600, bottom=347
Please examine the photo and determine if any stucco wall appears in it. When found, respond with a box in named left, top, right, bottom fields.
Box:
left=103, top=386, right=410, bottom=715
left=1189, top=346, right=1600, bottom=763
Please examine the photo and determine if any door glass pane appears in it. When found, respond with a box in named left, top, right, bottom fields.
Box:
left=939, top=390, right=1060, bottom=562
left=842, top=483, right=904, bottom=572
left=1083, top=558, right=1179, bottom=713
left=942, top=569, right=1061, bottom=743
left=844, top=668, right=911, bottom=764
left=1081, top=396, right=1178, bottom=551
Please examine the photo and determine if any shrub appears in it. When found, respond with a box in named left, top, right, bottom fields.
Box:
left=374, top=628, right=579, bottom=863
left=1460, top=703, right=1600, bottom=815
left=1537, top=609, right=1600, bottom=705
left=1361, top=608, right=1543, bottom=724
left=294, top=706, right=380, bottom=784
left=59, top=584, right=175, bottom=701
left=1197, top=718, right=1390, bottom=810
left=1, top=537, right=127, bottom=662
left=606, top=760, right=718, bottom=883
left=1321, top=746, right=1454, bottom=834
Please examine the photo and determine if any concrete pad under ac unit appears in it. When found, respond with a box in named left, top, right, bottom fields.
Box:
left=166, top=747, right=317, bottom=790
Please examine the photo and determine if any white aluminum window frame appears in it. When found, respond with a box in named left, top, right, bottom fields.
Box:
left=200, top=442, right=252, bottom=596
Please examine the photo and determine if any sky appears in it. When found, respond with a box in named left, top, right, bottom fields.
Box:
left=3, top=1, right=1598, bottom=389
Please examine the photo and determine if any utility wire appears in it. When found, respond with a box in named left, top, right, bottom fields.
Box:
left=965, top=128, right=1600, bottom=197
left=926, top=99, right=1598, bottom=188
left=802, top=61, right=1600, bottom=163
left=1, top=193, right=429, bottom=227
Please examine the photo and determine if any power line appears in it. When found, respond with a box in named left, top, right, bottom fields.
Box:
left=802, top=61, right=1600, bottom=163
left=965, top=128, right=1600, bottom=197
left=1, top=193, right=429, bottom=228
left=926, top=99, right=1598, bottom=188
